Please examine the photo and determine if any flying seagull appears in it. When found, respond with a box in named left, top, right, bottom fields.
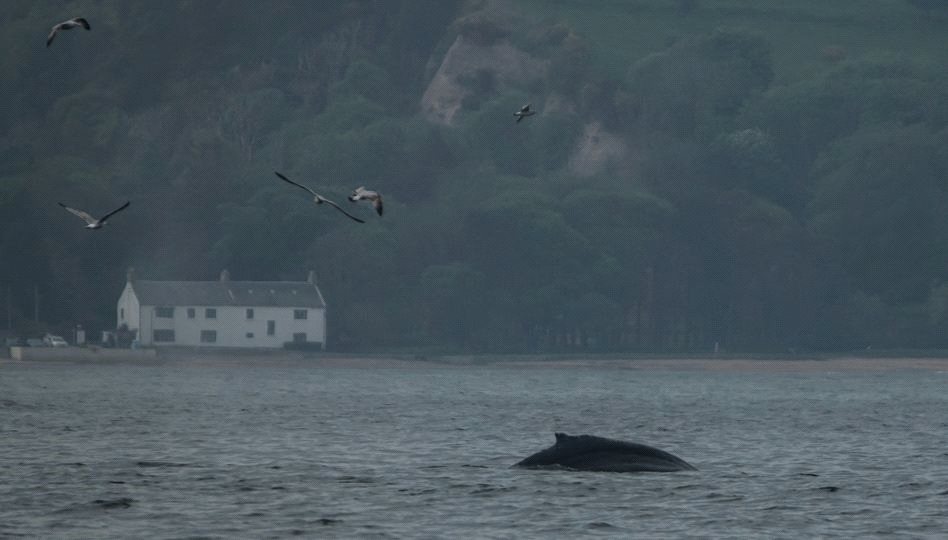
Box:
left=514, top=103, right=536, bottom=123
left=274, top=171, right=365, bottom=223
left=58, top=201, right=129, bottom=229
left=47, top=17, right=90, bottom=48
left=348, top=187, right=383, bottom=216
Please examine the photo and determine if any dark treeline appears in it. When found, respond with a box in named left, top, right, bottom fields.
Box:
left=3, top=0, right=948, bottom=353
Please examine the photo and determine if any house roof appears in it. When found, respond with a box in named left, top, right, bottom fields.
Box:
left=130, top=280, right=325, bottom=309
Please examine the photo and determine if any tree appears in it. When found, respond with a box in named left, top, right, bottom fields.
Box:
left=628, top=28, right=773, bottom=138
left=808, top=125, right=948, bottom=303
left=905, top=0, right=948, bottom=15
left=419, top=263, right=487, bottom=348
left=741, top=55, right=948, bottom=181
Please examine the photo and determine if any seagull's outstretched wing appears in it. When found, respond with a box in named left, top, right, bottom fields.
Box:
left=46, top=25, right=61, bottom=47
left=274, top=171, right=318, bottom=197
left=58, top=202, right=96, bottom=225
left=46, top=18, right=90, bottom=47
left=276, top=171, right=364, bottom=223
left=98, top=201, right=130, bottom=223
left=321, top=198, right=366, bottom=223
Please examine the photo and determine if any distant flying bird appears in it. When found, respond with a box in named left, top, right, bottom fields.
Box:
left=514, top=103, right=536, bottom=123
left=58, top=201, right=129, bottom=229
left=274, top=171, right=365, bottom=223
left=47, top=17, right=90, bottom=48
left=348, top=187, right=383, bottom=216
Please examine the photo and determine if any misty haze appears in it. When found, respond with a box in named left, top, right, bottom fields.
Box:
left=2, top=1, right=948, bottom=538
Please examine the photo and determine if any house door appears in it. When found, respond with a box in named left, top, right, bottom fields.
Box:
left=267, top=320, right=275, bottom=336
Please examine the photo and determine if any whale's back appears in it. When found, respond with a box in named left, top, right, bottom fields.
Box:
left=514, top=433, right=696, bottom=473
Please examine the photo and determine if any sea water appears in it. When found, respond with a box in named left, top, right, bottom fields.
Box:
left=2, top=359, right=947, bottom=538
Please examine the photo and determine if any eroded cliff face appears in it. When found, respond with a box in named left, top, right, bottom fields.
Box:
left=420, top=33, right=547, bottom=126
left=420, top=4, right=633, bottom=176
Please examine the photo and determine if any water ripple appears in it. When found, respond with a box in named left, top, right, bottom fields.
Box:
left=1, top=362, right=947, bottom=538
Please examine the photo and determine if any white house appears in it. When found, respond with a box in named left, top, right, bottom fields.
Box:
left=117, top=269, right=327, bottom=349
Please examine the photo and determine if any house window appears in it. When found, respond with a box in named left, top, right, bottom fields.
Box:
left=246, top=332, right=254, bottom=339
left=294, top=309, right=308, bottom=320
left=201, top=330, right=217, bottom=343
left=153, top=329, right=175, bottom=342
left=205, top=308, right=216, bottom=319
left=267, top=321, right=275, bottom=336
left=293, top=332, right=307, bottom=343
left=120, top=308, right=124, bottom=320
left=187, top=308, right=195, bottom=319
left=246, top=308, right=254, bottom=320
left=155, top=306, right=174, bottom=318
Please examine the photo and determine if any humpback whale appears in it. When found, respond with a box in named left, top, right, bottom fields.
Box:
left=514, top=433, right=696, bottom=473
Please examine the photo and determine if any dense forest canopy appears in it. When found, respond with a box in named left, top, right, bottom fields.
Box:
left=3, top=0, right=948, bottom=353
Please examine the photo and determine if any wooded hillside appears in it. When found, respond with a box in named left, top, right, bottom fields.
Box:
left=3, top=0, right=948, bottom=353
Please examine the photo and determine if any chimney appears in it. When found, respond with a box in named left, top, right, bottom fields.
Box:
left=220, top=269, right=230, bottom=282
left=307, top=270, right=316, bottom=285
left=126, top=267, right=136, bottom=283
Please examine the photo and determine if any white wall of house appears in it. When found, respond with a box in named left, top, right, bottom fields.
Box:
left=140, top=301, right=154, bottom=346
left=135, top=303, right=325, bottom=348
left=116, top=283, right=141, bottom=335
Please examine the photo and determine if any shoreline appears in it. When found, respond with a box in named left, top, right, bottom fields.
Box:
left=494, top=356, right=948, bottom=372
left=4, top=348, right=948, bottom=372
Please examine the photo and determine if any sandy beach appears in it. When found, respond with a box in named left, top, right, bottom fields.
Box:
left=6, top=349, right=948, bottom=372
left=494, top=356, right=948, bottom=372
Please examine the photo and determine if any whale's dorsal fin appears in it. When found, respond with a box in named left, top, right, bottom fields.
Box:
left=554, top=432, right=570, bottom=443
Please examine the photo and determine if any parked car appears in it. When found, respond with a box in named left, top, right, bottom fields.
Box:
left=26, top=338, right=45, bottom=347
left=42, top=334, right=69, bottom=347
